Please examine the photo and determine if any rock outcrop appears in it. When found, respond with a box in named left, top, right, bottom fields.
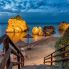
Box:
left=32, top=27, right=43, bottom=36
left=6, top=15, right=28, bottom=32
left=59, top=22, right=69, bottom=34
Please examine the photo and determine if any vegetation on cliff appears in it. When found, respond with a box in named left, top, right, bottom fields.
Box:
left=55, top=27, right=69, bottom=68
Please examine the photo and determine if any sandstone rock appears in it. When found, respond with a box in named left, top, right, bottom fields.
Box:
left=6, top=15, right=28, bottom=32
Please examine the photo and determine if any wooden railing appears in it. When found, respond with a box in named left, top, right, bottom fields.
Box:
left=44, top=44, right=69, bottom=67
left=0, top=34, right=24, bottom=69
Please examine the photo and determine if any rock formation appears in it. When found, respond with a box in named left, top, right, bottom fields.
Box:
left=32, top=26, right=43, bottom=36
left=6, top=15, right=28, bottom=32
left=59, top=22, right=69, bottom=34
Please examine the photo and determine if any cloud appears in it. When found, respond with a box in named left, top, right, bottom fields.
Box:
left=0, top=0, right=69, bottom=13
left=0, top=12, right=17, bottom=16
left=3, top=1, right=14, bottom=10
left=0, top=14, right=2, bottom=16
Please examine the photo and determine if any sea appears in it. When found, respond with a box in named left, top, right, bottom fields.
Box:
left=0, top=23, right=60, bottom=51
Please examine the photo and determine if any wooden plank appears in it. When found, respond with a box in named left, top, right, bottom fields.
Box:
left=12, top=62, right=24, bottom=66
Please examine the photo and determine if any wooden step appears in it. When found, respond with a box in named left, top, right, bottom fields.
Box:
left=21, top=65, right=62, bottom=69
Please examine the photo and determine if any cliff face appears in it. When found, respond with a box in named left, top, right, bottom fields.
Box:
left=6, top=15, right=28, bottom=32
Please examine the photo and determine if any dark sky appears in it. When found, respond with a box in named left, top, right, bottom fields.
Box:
left=0, top=0, right=69, bottom=23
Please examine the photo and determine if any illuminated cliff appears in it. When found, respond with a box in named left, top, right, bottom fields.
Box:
left=32, top=26, right=43, bottom=36
left=59, top=22, right=69, bottom=34
left=6, top=15, right=28, bottom=32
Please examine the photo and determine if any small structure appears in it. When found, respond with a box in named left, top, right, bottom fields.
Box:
left=24, top=34, right=33, bottom=44
left=24, top=34, right=33, bottom=50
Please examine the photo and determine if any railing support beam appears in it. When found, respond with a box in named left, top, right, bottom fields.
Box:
left=3, top=37, right=10, bottom=69
left=21, top=57, right=24, bottom=67
left=51, top=54, right=53, bottom=66
left=17, top=52, right=20, bottom=69
left=44, top=57, right=45, bottom=64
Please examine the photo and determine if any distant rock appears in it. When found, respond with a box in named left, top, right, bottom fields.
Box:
left=59, top=22, right=69, bottom=34
left=43, top=26, right=55, bottom=36
left=32, top=26, right=43, bottom=36
left=55, top=27, right=69, bottom=56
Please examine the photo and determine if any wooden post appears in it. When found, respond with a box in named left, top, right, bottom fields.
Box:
left=51, top=54, right=53, bottom=66
left=27, top=35, right=29, bottom=49
left=62, top=47, right=65, bottom=68
left=44, top=57, right=45, bottom=64
left=3, top=36, right=10, bottom=69
left=17, top=52, right=20, bottom=69
left=21, top=57, right=24, bottom=67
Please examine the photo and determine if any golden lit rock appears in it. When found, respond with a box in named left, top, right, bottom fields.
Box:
left=38, top=27, right=43, bottom=36
left=6, top=27, right=14, bottom=32
left=6, top=15, right=28, bottom=32
left=59, top=22, right=69, bottom=34
left=32, top=26, right=43, bottom=36
left=32, top=27, right=39, bottom=35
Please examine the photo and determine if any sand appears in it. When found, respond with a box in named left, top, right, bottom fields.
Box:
left=24, top=36, right=58, bottom=66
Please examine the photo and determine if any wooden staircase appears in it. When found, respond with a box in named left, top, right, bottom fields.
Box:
left=0, top=34, right=69, bottom=69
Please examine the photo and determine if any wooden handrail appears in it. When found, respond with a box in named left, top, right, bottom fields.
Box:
left=44, top=44, right=69, bottom=66
left=44, top=50, right=69, bottom=60
left=44, top=56, right=69, bottom=63
left=11, top=49, right=20, bottom=57
left=0, top=34, right=24, bottom=69
left=8, top=36, right=24, bottom=57
left=44, top=44, right=69, bottom=59
left=7, top=35, right=24, bottom=69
